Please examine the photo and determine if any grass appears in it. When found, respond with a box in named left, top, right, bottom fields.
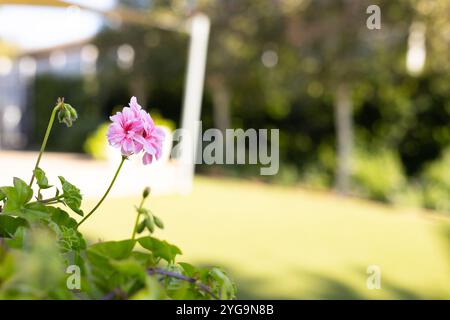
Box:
left=80, top=176, right=450, bottom=299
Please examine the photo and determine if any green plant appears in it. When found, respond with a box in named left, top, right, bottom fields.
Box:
left=421, top=147, right=450, bottom=212
left=0, top=98, right=236, bottom=300
left=352, top=148, right=406, bottom=202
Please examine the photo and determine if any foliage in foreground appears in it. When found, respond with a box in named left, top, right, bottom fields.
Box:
left=0, top=98, right=236, bottom=300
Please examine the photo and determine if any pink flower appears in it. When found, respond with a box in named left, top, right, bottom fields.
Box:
left=107, top=97, right=165, bottom=165
left=142, top=125, right=165, bottom=165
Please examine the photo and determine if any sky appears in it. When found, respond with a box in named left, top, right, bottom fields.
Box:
left=0, top=0, right=116, bottom=51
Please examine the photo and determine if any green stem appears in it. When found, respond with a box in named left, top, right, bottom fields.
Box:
left=39, top=195, right=64, bottom=204
left=131, top=198, right=146, bottom=240
left=77, top=156, right=126, bottom=228
left=29, top=105, right=59, bottom=187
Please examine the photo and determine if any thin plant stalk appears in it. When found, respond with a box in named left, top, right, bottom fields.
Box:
left=77, top=156, right=126, bottom=227
left=29, top=105, right=59, bottom=186
left=131, top=197, right=146, bottom=240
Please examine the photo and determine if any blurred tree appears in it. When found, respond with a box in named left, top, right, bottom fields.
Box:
left=87, top=0, right=449, bottom=208
left=279, top=0, right=404, bottom=194
left=94, top=0, right=189, bottom=122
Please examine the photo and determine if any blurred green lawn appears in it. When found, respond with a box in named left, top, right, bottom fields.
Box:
left=80, top=177, right=450, bottom=299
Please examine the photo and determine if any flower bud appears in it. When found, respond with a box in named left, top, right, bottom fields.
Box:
left=143, top=187, right=151, bottom=199
left=57, top=108, right=65, bottom=123
left=57, top=101, right=78, bottom=127
left=137, top=220, right=146, bottom=233
left=145, top=216, right=155, bottom=233
left=66, top=104, right=78, bottom=121
left=153, top=215, right=164, bottom=229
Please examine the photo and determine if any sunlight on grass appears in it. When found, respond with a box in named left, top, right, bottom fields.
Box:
left=79, top=176, right=450, bottom=299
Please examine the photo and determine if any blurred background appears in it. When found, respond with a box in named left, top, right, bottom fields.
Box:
left=0, top=0, right=449, bottom=299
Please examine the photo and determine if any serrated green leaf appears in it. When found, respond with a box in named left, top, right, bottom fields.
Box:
left=13, top=177, right=33, bottom=204
left=0, top=215, right=27, bottom=238
left=23, top=202, right=51, bottom=219
left=138, top=236, right=182, bottom=263
left=0, top=187, right=18, bottom=213
left=48, top=207, right=77, bottom=229
left=58, top=225, right=86, bottom=252
left=34, top=167, right=52, bottom=189
left=0, top=178, right=33, bottom=213
left=35, top=171, right=52, bottom=190
left=58, top=176, right=84, bottom=216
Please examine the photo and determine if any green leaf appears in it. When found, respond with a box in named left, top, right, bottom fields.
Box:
left=22, top=202, right=51, bottom=220
left=0, top=188, right=5, bottom=201
left=58, top=176, right=84, bottom=216
left=34, top=168, right=52, bottom=189
left=88, top=239, right=136, bottom=260
left=0, top=178, right=33, bottom=213
left=86, top=250, right=114, bottom=283
left=209, top=267, right=237, bottom=300
left=178, top=262, right=197, bottom=277
left=130, top=251, right=156, bottom=267
left=131, top=276, right=167, bottom=300
left=138, top=236, right=182, bottom=263
left=58, top=226, right=86, bottom=252
left=87, top=240, right=138, bottom=292
left=46, top=207, right=86, bottom=254
left=48, top=207, right=77, bottom=229
left=13, top=177, right=33, bottom=204
left=0, top=187, right=17, bottom=213
left=0, top=215, right=27, bottom=238
left=110, top=258, right=146, bottom=282
left=5, top=226, right=27, bottom=249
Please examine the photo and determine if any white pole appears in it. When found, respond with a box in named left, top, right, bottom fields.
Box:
left=179, top=13, right=210, bottom=193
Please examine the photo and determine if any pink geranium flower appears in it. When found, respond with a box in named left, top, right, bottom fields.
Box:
left=142, top=125, right=165, bottom=165
left=107, top=97, right=165, bottom=165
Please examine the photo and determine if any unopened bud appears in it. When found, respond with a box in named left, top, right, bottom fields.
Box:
left=143, top=187, right=151, bottom=199
left=137, top=220, right=146, bottom=233
left=145, top=216, right=155, bottom=233
left=57, top=100, right=78, bottom=127
left=66, top=104, right=78, bottom=121
left=154, top=215, right=164, bottom=229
